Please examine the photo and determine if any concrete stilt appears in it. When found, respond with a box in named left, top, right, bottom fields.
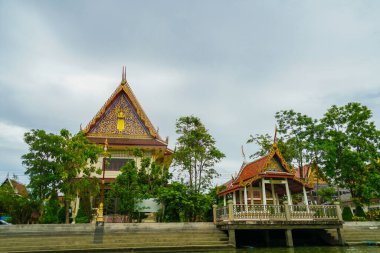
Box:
left=264, top=230, right=270, bottom=247
left=337, top=228, right=345, bottom=246
left=228, top=229, right=236, bottom=247
left=285, top=229, right=293, bottom=247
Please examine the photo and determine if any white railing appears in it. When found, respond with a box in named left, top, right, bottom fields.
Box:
left=308, top=205, right=338, bottom=220
left=216, top=206, right=228, bottom=221
left=233, top=204, right=285, bottom=220
left=214, top=203, right=341, bottom=222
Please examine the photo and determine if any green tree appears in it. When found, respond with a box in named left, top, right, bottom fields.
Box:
left=316, top=187, right=337, bottom=204
left=246, top=133, right=295, bottom=165
left=156, top=181, right=213, bottom=222
left=320, top=103, right=380, bottom=205
left=174, top=116, right=225, bottom=193
left=22, top=129, right=102, bottom=223
left=275, top=110, right=319, bottom=178
left=22, top=129, right=65, bottom=201
left=137, top=157, right=170, bottom=198
left=40, top=192, right=60, bottom=224
left=109, top=160, right=142, bottom=222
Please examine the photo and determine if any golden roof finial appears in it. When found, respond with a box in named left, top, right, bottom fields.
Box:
left=121, top=66, right=127, bottom=85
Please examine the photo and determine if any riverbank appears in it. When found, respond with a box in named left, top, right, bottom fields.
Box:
left=0, top=223, right=231, bottom=252
left=0, top=222, right=379, bottom=252
left=327, top=221, right=380, bottom=246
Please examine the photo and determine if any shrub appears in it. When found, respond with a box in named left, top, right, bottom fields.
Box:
left=40, top=193, right=60, bottom=224
left=342, top=206, right=353, bottom=221
left=355, top=206, right=366, bottom=218
left=366, top=209, right=380, bottom=221
left=352, top=216, right=367, bottom=221
left=75, top=201, right=90, bottom=223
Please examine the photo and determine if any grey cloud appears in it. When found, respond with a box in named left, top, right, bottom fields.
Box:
left=1, top=0, right=380, bottom=184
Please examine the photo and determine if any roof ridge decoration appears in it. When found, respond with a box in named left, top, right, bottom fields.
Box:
left=260, top=143, right=293, bottom=174
left=83, top=67, right=163, bottom=141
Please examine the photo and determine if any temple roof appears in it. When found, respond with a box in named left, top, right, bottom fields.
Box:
left=218, top=144, right=312, bottom=196
left=1, top=178, right=28, bottom=197
left=295, top=163, right=327, bottom=187
left=83, top=68, right=168, bottom=149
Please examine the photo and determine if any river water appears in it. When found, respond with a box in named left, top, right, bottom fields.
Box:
left=178, top=246, right=380, bottom=253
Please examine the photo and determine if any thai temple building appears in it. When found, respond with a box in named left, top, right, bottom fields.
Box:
left=73, top=67, right=172, bottom=219
left=217, top=143, right=314, bottom=207
left=82, top=67, right=172, bottom=182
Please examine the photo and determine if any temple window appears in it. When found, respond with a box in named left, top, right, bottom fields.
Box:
left=105, top=158, right=131, bottom=171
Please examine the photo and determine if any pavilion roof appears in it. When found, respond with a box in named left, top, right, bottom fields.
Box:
left=294, top=163, right=327, bottom=187
left=218, top=144, right=312, bottom=196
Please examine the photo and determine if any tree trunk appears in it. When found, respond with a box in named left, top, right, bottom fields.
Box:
left=65, top=199, right=70, bottom=224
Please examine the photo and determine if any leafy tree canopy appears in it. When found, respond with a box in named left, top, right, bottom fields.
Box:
left=22, top=129, right=102, bottom=223
left=174, top=116, right=225, bottom=193
left=248, top=102, right=380, bottom=206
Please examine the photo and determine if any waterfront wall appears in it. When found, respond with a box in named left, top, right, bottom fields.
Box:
left=0, top=222, right=218, bottom=234
left=0, top=222, right=231, bottom=252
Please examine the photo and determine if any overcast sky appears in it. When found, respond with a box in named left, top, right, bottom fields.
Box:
left=1, top=0, right=380, bottom=185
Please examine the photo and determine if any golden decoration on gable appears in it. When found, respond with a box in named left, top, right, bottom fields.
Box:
left=89, top=95, right=149, bottom=137
left=84, top=80, right=161, bottom=140
left=265, top=159, right=283, bottom=172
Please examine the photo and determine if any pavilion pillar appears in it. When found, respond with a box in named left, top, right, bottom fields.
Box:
left=223, top=195, right=226, bottom=207
left=212, top=204, right=217, bottom=224
left=228, top=200, right=234, bottom=221
left=270, top=180, right=276, bottom=205
left=244, top=186, right=248, bottom=205
left=249, top=185, right=254, bottom=205
left=239, top=190, right=243, bottom=204
left=233, top=191, right=236, bottom=205
left=285, top=178, right=293, bottom=206
left=261, top=178, right=267, bottom=205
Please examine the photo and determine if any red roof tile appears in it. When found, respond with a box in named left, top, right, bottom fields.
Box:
left=236, top=155, right=269, bottom=183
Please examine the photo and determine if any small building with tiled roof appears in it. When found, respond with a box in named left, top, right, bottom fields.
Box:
left=218, top=143, right=313, bottom=207
left=1, top=177, right=28, bottom=197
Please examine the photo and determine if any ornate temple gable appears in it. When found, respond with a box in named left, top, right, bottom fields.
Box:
left=260, top=144, right=293, bottom=174
left=88, top=93, right=149, bottom=138
left=263, top=157, right=287, bottom=173
left=83, top=68, right=162, bottom=140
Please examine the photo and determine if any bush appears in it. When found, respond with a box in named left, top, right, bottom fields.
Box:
left=75, top=202, right=90, bottom=223
left=352, top=215, right=367, bottom=221
left=355, top=206, right=366, bottom=218
left=366, top=209, right=380, bottom=221
left=40, top=193, right=60, bottom=224
left=58, top=206, right=66, bottom=223
left=342, top=206, right=353, bottom=221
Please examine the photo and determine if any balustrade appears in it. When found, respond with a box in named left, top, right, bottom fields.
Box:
left=215, top=203, right=340, bottom=222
